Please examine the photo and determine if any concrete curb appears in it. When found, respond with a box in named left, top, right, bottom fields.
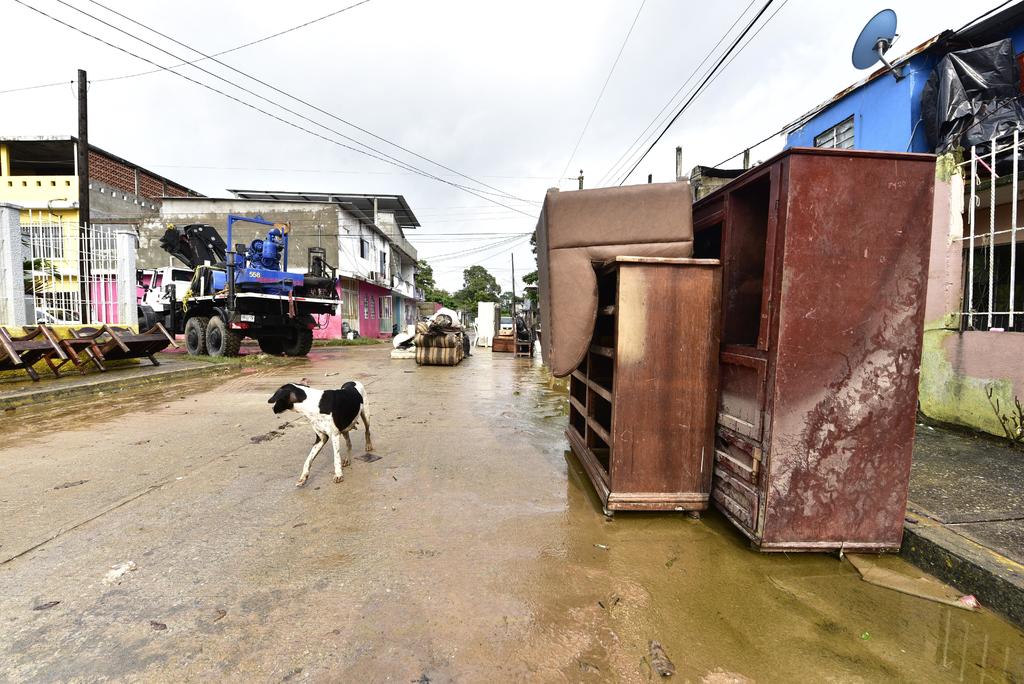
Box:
left=901, top=507, right=1024, bottom=628
left=0, top=362, right=234, bottom=411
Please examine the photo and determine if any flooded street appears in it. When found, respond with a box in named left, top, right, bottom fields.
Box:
left=1, top=346, right=1022, bottom=682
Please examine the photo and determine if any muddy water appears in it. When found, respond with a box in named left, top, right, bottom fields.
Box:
left=495, top=356, right=1024, bottom=682
left=1, top=347, right=1022, bottom=682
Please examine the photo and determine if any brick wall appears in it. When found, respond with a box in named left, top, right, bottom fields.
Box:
left=138, top=172, right=163, bottom=199
left=88, top=150, right=135, bottom=196
left=87, top=150, right=198, bottom=202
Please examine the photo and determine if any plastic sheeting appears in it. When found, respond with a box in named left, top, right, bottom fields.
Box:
left=921, top=38, right=1024, bottom=153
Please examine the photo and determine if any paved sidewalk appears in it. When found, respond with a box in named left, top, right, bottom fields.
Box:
left=0, top=352, right=249, bottom=410
left=903, top=424, right=1024, bottom=626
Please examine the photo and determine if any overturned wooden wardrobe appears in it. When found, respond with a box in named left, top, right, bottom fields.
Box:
left=566, top=257, right=721, bottom=513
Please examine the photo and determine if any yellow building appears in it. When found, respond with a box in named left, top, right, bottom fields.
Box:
left=0, top=136, right=199, bottom=324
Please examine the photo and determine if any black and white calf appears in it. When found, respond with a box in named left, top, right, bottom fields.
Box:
left=267, top=380, right=373, bottom=486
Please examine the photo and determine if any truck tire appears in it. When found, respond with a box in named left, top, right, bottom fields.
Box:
left=258, top=337, right=284, bottom=355
left=138, top=304, right=158, bottom=331
left=282, top=328, right=314, bottom=357
left=184, top=316, right=209, bottom=356
left=206, top=316, right=243, bottom=357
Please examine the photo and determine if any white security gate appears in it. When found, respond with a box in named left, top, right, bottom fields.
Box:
left=962, top=130, right=1024, bottom=332
left=21, top=212, right=129, bottom=325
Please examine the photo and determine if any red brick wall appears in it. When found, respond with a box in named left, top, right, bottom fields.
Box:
left=86, top=150, right=198, bottom=201
left=163, top=184, right=192, bottom=197
left=138, top=172, right=163, bottom=199
left=88, top=150, right=135, bottom=196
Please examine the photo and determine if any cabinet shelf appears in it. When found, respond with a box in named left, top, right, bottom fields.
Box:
left=565, top=258, right=721, bottom=514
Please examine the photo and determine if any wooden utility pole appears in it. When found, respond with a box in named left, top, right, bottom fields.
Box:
left=578, top=170, right=584, bottom=190
left=742, top=148, right=751, bottom=170
left=77, top=69, right=89, bottom=225
left=511, top=252, right=516, bottom=316
left=675, top=146, right=683, bottom=181
left=77, top=69, right=91, bottom=323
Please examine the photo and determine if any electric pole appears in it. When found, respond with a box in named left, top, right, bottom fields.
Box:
left=77, top=69, right=91, bottom=323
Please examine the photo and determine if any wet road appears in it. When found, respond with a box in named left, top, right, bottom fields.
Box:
left=1, top=346, right=1022, bottom=682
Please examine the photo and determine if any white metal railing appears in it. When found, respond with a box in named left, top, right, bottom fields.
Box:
left=21, top=213, right=124, bottom=325
left=960, top=129, right=1024, bottom=332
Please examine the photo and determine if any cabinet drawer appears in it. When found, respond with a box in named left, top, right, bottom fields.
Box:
left=711, top=429, right=762, bottom=537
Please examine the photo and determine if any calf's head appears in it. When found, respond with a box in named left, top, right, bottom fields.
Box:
left=268, top=383, right=308, bottom=414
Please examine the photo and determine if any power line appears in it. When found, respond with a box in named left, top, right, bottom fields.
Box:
left=145, top=163, right=575, bottom=181
left=16, top=1, right=538, bottom=218
left=0, top=0, right=372, bottom=95
left=597, top=0, right=757, bottom=187
left=78, top=0, right=537, bottom=207
left=616, top=0, right=775, bottom=186
left=556, top=0, right=646, bottom=186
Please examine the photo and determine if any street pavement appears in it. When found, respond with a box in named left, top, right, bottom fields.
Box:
left=1, top=345, right=1022, bottom=682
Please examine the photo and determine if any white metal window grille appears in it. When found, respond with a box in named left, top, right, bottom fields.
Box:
left=814, top=116, right=855, bottom=150
left=21, top=213, right=124, bottom=325
left=961, top=130, right=1024, bottom=332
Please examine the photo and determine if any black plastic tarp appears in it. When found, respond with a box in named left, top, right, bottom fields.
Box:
left=922, top=38, right=1023, bottom=153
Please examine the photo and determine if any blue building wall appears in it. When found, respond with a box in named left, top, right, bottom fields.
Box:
left=785, top=26, right=1024, bottom=154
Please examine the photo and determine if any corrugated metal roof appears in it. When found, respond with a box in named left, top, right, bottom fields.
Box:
left=228, top=189, right=420, bottom=229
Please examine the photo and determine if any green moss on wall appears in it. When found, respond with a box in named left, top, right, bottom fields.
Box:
left=918, top=319, right=1017, bottom=437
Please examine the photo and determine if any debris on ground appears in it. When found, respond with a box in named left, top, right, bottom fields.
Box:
left=357, top=453, right=382, bottom=463
left=53, top=480, right=88, bottom=490
left=251, top=430, right=283, bottom=443
left=846, top=554, right=979, bottom=610
left=579, top=660, right=601, bottom=674
left=213, top=608, right=227, bottom=622
left=325, top=371, right=339, bottom=376
left=649, top=640, right=676, bottom=677
left=597, top=595, right=620, bottom=610
left=32, top=600, right=60, bottom=611
left=594, top=543, right=609, bottom=550
left=150, top=620, right=167, bottom=631
left=103, top=561, right=137, bottom=585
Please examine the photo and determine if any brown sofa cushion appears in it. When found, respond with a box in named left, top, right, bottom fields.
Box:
left=536, top=182, right=694, bottom=377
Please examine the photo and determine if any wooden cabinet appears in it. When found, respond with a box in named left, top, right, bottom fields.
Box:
left=693, top=148, right=936, bottom=552
left=566, top=257, right=721, bottom=514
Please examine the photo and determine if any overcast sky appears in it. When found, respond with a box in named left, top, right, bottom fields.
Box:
left=1, top=0, right=1004, bottom=291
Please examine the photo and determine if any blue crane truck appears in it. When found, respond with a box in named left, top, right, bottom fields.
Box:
left=139, top=214, right=338, bottom=357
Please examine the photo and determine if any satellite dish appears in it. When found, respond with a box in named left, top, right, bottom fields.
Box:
left=852, top=9, right=903, bottom=80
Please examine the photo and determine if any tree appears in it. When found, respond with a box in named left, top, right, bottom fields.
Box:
left=500, top=290, right=523, bottom=314
left=415, top=259, right=455, bottom=307
left=521, top=269, right=538, bottom=309
left=453, top=265, right=501, bottom=311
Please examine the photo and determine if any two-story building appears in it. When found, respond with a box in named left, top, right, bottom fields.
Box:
left=0, top=135, right=199, bottom=326
left=144, top=190, right=420, bottom=340
left=772, top=4, right=1024, bottom=438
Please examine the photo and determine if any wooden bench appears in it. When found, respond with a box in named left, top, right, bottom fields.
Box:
left=0, top=326, right=66, bottom=381
left=71, top=323, right=178, bottom=370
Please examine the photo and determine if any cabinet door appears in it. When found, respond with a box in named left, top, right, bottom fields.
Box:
left=718, top=351, right=767, bottom=441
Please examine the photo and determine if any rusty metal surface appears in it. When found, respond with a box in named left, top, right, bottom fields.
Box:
left=761, top=151, right=936, bottom=549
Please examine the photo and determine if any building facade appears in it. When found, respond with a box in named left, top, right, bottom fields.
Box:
left=778, top=6, right=1024, bottom=438
left=149, top=191, right=420, bottom=340
left=0, top=136, right=198, bottom=326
